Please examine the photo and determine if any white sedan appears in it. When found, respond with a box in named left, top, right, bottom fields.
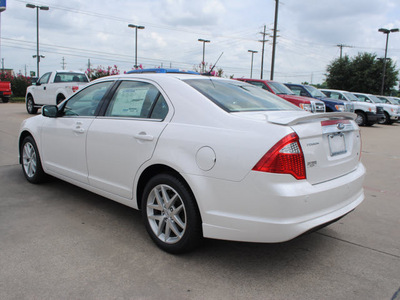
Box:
left=18, top=72, right=365, bottom=253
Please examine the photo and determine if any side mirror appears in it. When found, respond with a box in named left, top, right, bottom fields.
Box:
left=35, top=82, right=41, bottom=86
left=42, top=105, right=59, bottom=118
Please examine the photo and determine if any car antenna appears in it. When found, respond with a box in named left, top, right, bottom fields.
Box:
left=203, top=52, right=224, bottom=76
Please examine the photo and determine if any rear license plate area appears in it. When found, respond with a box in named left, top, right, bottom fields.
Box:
left=328, top=133, right=347, bottom=156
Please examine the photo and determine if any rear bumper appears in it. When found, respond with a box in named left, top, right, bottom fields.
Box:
left=187, top=163, right=365, bottom=243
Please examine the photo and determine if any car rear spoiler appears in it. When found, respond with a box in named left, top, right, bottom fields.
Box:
left=267, top=112, right=356, bottom=126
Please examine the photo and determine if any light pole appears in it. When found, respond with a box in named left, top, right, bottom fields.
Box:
left=198, top=38, right=210, bottom=73
left=378, top=27, right=399, bottom=95
left=248, top=50, right=258, bottom=78
left=26, top=3, right=49, bottom=78
left=128, top=24, right=145, bottom=68
left=270, top=0, right=279, bottom=80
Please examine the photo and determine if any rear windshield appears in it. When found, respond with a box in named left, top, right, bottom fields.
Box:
left=54, top=73, right=89, bottom=83
left=184, top=79, right=299, bottom=112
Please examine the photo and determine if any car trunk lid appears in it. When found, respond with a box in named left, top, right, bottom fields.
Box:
left=235, top=111, right=361, bottom=185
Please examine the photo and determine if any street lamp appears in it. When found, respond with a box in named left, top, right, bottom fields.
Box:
left=26, top=3, right=49, bottom=78
left=378, top=27, right=399, bottom=95
left=198, top=38, right=210, bottom=73
left=248, top=50, right=258, bottom=78
left=128, top=24, right=145, bottom=68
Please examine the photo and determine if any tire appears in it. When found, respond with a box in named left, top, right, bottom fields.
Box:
left=2, top=96, right=9, bottom=103
left=384, top=112, right=393, bottom=125
left=56, top=94, right=66, bottom=104
left=26, top=95, right=38, bottom=114
left=21, top=136, right=46, bottom=184
left=141, top=173, right=202, bottom=254
left=355, top=111, right=366, bottom=126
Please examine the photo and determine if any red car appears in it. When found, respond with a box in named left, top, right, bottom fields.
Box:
left=235, top=78, right=325, bottom=113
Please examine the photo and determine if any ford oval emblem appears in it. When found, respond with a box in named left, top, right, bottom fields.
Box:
left=337, top=123, right=345, bottom=130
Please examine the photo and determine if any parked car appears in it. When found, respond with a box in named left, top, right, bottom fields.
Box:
left=285, top=83, right=354, bottom=113
left=235, top=78, right=325, bottom=113
left=320, top=89, right=383, bottom=126
left=0, top=80, right=12, bottom=103
left=25, top=70, right=89, bottom=114
left=377, top=95, right=400, bottom=106
left=353, top=93, right=400, bottom=125
left=389, top=97, right=400, bottom=105
left=19, top=71, right=365, bottom=253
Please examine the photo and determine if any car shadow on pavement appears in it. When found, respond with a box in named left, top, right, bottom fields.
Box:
left=3, top=164, right=338, bottom=271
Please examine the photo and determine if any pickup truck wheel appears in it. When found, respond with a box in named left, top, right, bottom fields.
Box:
left=56, top=94, right=66, bottom=104
left=2, top=96, right=9, bottom=103
left=355, top=112, right=366, bottom=126
left=384, top=112, right=392, bottom=125
left=26, top=95, right=38, bottom=114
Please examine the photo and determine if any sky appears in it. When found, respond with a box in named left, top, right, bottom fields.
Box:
left=1, top=0, right=400, bottom=85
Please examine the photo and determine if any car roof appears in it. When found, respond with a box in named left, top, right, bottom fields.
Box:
left=91, top=73, right=235, bottom=84
left=55, top=70, right=86, bottom=74
left=127, top=68, right=199, bottom=75
left=321, top=89, right=348, bottom=93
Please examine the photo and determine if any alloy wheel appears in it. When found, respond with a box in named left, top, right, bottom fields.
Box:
left=146, top=184, right=187, bottom=244
left=23, top=142, right=37, bottom=178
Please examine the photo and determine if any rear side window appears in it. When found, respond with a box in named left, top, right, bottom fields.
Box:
left=185, top=79, right=299, bottom=112
left=105, top=81, right=169, bottom=119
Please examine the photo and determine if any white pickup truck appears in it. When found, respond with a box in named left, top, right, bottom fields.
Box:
left=25, top=70, right=89, bottom=114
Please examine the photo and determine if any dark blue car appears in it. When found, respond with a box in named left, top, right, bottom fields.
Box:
left=285, top=83, right=353, bottom=112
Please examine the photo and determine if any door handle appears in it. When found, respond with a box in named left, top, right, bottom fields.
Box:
left=134, top=132, right=154, bottom=141
left=44, top=86, right=46, bottom=90
left=73, top=122, right=85, bottom=134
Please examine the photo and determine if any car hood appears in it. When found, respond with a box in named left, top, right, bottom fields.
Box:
left=314, top=96, right=345, bottom=104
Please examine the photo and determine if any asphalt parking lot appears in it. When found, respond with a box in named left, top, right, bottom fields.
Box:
left=1, top=103, right=399, bottom=300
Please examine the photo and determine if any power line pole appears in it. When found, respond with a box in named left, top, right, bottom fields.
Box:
left=270, top=0, right=279, bottom=80
left=61, top=57, right=66, bottom=70
left=259, top=25, right=268, bottom=79
left=337, top=44, right=351, bottom=59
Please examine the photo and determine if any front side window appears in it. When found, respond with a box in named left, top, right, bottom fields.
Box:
left=38, top=73, right=51, bottom=85
left=185, top=79, right=298, bottom=112
left=63, top=81, right=113, bottom=117
left=105, top=81, right=168, bottom=119
left=369, top=95, right=382, bottom=103
left=328, top=92, right=342, bottom=100
left=268, top=82, right=295, bottom=95
left=354, top=94, right=368, bottom=102
left=304, top=85, right=326, bottom=98
left=287, top=86, right=303, bottom=97
left=343, top=92, right=359, bottom=102
left=246, top=81, right=270, bottom=91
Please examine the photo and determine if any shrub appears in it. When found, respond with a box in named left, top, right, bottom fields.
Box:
left=0, top=73, right=33, bottom=97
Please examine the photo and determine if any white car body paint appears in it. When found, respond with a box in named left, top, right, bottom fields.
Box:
left=19, top=73, right=365, bottom=243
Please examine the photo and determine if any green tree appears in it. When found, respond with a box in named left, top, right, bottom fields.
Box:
left=326, top=52, right=399, bottom=95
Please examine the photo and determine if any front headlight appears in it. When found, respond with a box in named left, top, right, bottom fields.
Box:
left=299, top=103, right=312, bottom=112
left=335, top=105, right=345, bottom=112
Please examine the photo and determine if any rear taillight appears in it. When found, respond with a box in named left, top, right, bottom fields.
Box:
left=252, top=132, right=306, bottom=180
left=72, top=86, right=79, bottom=93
